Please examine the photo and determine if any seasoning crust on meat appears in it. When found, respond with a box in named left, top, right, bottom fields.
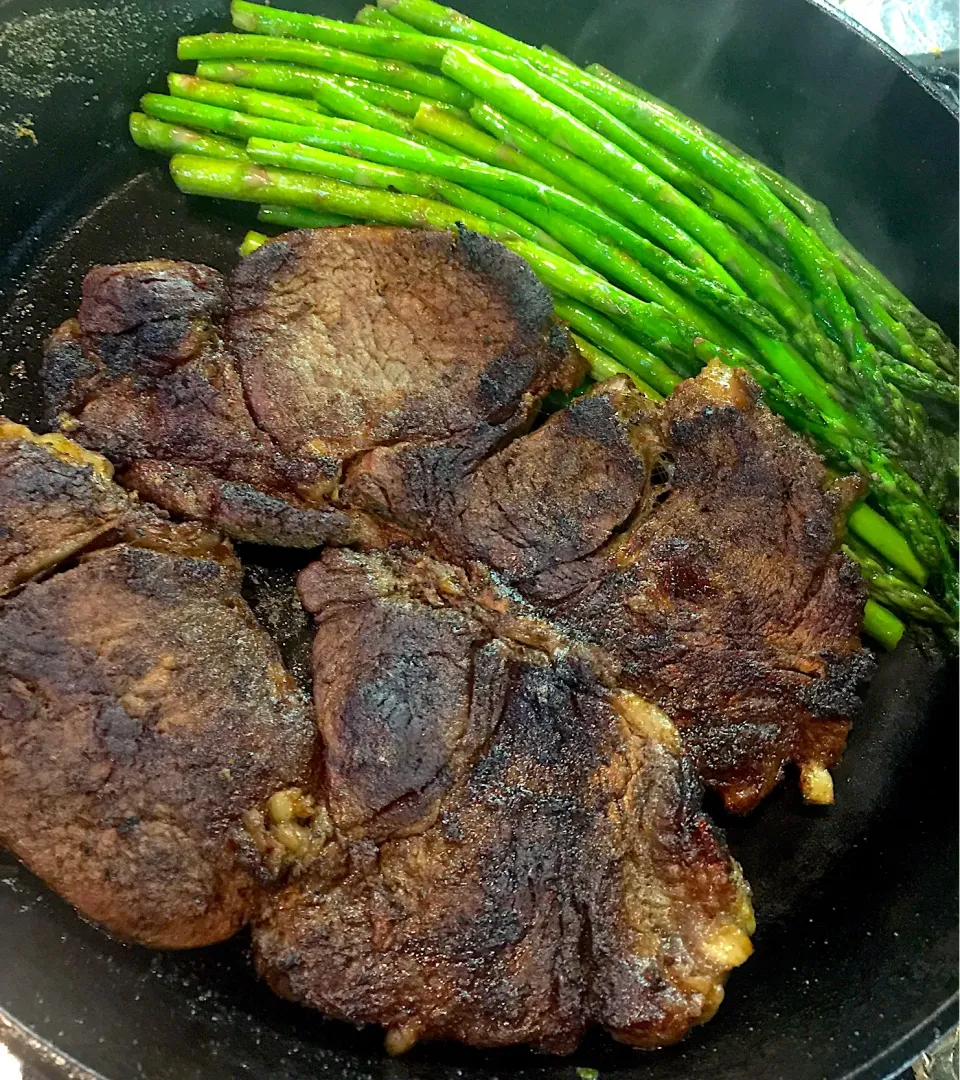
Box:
left=0, top=426, right=316, bottom=947
left=250, top=549, right=753, bottom=1054
left=43, top=228, right=584, bottom=547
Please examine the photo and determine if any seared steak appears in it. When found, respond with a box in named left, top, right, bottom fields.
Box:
left=250, top=548, right=753, bottom=1054
left=44, top=229, right=583, bottom=546
left=0, top=429, right=317, bottom=947
left=1, top=419, right=131, bottom=595
left=420, top=364, right=869, bottom=812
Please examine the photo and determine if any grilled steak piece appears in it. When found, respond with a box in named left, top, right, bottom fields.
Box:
left=0, top=419, right=132, bottom=595
left=0, top=503, right=316, bottom=948
left=250, top=548, right=754, bottom=1054
left=437, top=363, right=868, bottom=813
left=44, top=229, right=583, bottom=546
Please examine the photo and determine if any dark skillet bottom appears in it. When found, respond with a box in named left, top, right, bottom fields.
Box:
left=0, top=165, right=956, bottom=1080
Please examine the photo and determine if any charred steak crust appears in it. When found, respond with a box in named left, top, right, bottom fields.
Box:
left=0, top=539, right=316, bottom=948
left=484, top=363, right=870, bottom=813
left=44, top=230, right=584, bottom=546
left=253, top=548, right=754, bottom=1054
left=1, top=419, right=130, bottom=596
left=0, top=423, right=317, bottom=947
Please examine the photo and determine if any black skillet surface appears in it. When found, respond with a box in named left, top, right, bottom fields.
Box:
left=0, top=0, right=957, bottom=1077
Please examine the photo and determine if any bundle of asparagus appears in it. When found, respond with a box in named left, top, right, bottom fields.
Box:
left=127, top=0, right=959, bottom=649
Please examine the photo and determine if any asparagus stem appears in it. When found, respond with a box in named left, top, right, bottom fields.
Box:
left=861, top=599, right=905, bottom=651
left=469, top=102, right=791, bottom=346
left=876, top=353, right=959, bottom=405
left=445, top=50, right=748, bottom=292
left=231, top=0, right=448, bottom=67
left=490, top=187, right=743, bottom=367
left=339, top=77, right=470, bottom=119
left=302, top=69, right=453, bottom=150
left=475, top=48, right=775, bottom=254
left=571, top=334, right=662, bottom=399
left=847, top=501, right=928, bottom=586
left=413, top=102, right=588, bottom=197
left=245, top=137, right=575, bottom=256
left=240, top=229, right=269, bottom=255
left=177, top=33, right=474, bottom=107
left=129, top=111, right=249, bottom=159
left=169, top=72, right=325, bottom=128
left=552, top=297, right=676, bottom=396
left=844, top=538, right=951, bottom=626
left=355, top=5, right=418, bottom=32
left=195, top=58, right=465, bottom=119
left=259, top=203, right=355, bottom=227
left=587, top=62, right=958, bottom=379
left=169, top=152, right=521, bottom=238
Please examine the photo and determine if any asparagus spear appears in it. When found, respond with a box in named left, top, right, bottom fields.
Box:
left=196, top=59, right=466, bottom=120
left=259, top=203, right=355, bottom=228
left=240, top=229, right=269, bottom=255
left=446, top=49, right=758, bottom=294
left=245, top=137, right=575, bottom=256
left=469, top=102, right=788, bottom=343
left=552, top=297, right=676, bottom=397
left=587, top=62, right=958, bottom=379
left=414, top=102, right=588, bottom=197
left=169, top=152, right=522, bottom=239
left=844, top=538, right=952, bottom=627
left=355, top=5, right=420, bottom=32
left=571, top=334, right=661, bottom=399
left=861, top=599, right=904, bottom=651
left=230, top=0, right=448, bottom=67
left=489, top=188, right=750, bottom=366
left=259, top=203, right=354, bottom=227
left=846, top=501, right=927, bottom=586
left=169, top=73, right=325, bottom=128
left=129, top=111, right=249, bottom=159
left=177, top=33, right=474, bottom=107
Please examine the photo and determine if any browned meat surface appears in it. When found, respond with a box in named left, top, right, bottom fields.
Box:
left=0, top=530, right=316, bottom=948
left=446, top=363, right=868, bottom=813
left=0, top=419, right=131, bottom=595
left=43, top=229, right=583, bottom=546
left=250, top=548, right=754, bottom=1055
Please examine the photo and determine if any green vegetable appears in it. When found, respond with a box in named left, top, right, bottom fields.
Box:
left=354, top=5, right=417, bottom=32
left=552, top=297, right=675, bottom=397
left=245, top=137, right=574, bottom=256
left=846, top=501, right=928, bottom=586
left=239, top=229, right=269, bottom=255
left=230, top=0, right=448, bottom=66
left=168, top=72, right=324, bottom=127
left=129, top=111, right=249, bottom=159
left=169, top=152, right=520, bottom=237
left=844, top=538, right=952, bottom=627
left=861, top=599, right=905, bottom=651
left=570, top=334, right=661, bottom=400
left=259, top=203, right=355, bottom=228
left=413, top=102, right=587, bottom=197
left=177, top=33, right=474, bottom=107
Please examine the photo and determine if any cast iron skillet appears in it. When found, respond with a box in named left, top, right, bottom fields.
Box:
left=0, top=0, right=957, bottom=1077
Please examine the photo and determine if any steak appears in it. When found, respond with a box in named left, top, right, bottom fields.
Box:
left=250, top=548, right=753, bottom=1054
left=417, top=364, right=869, bottom=812
left=0, top=425, right=317, bottom=947
left=43, top=228, right=583, bottom=546
left=1, top=418, right=131, bottom=595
